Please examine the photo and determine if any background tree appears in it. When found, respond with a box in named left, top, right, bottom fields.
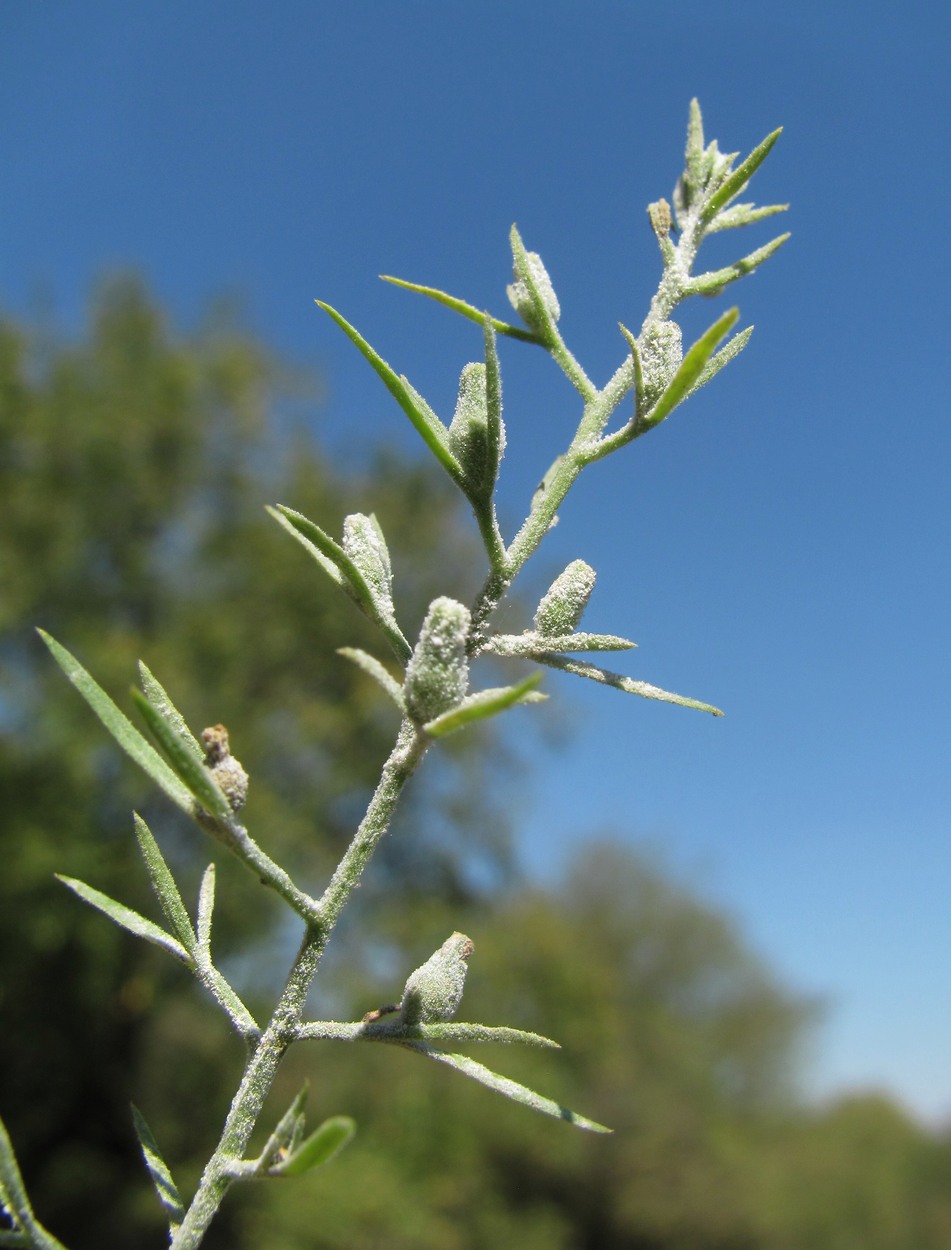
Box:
left=0, top=278, right=508, bottom=1248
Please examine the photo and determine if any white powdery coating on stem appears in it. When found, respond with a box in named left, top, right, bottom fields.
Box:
left=404, top=597, right=470, bottom=723
left=533, top=559, right=596, bottom=636
left=401, top=932, right=474, bottom=1024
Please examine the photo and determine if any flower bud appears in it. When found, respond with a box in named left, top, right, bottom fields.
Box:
left=404, top=597, right=470, bottom=723
left=533, top=560, right=596, bottom=636
left=342, top=512, right=393, bottom=605
left=400, top=932, right=474, bottom=1025
left=201, top=724, right=249, bottom=812
left=507, top=251, right=560, bottom=331
left=639, top=320, right=683, bottom=406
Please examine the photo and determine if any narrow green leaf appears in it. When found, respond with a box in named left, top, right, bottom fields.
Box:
left=641, top=308, right=740, bottom=430
left=395, top=1042, right=611, bottom=1133
left=266, top=1082, right=310, bottom=1159
left=0, top=1115, right=30, bottom=1229
left=422, top=673, right=544, bottom=738
left=707, top=201, right=789, bottom=232
left=702, top=126, right=783, bottom=222
left=196, top=864, right=215, bottom=952
left=137, top=663, right=203, bottom=761
left=130, top=689, right=233, bottom=825
left=482, top=316, right=504, bottom=493
left=0, top=1119, right=66, bottom=1250
left=131, top=1105, right=185, bottom=1233
left=482, top=632, right=636, bottom=657
left=687, top=326, right=754, bottom=397
left=687, top=232, right=791, bottom=297
left=535, top=654, right=724, bottom=716
left=37, top=631, right=194, bottom=815
left=684, top=97, right=705, bottom=191
left=268, top=506, right=412, bottom=661
left=316, top=301, right=462, bottom=479
left=272, top=1116, right=356, bottom=1176
left=134, top=814, right=196, bottom=953
left=56, top=876, right=190, bottom=962
left=619, top=322, right=646, bottom=417
left=337, top=647, right=405, bottom=710
left=379, top=275, right=543, bottom=342
left=265, top=505, right=347, bottom=586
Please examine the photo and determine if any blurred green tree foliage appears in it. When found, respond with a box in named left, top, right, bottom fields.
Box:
left=3, top=281, right=950, bottom=1250
left=246, top=844, right=951, bottom=1250
left=0, top=278, right=506, bottom=1248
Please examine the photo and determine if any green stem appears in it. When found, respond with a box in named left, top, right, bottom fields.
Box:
left=172, top=721, right=429, bottom=1246
left=316, top=718, right=429, bottom=928
left=171, top=927, right=326, bottom=1250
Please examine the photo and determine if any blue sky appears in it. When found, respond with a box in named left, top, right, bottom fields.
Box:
left=3, top=3, right=950, bottom=1121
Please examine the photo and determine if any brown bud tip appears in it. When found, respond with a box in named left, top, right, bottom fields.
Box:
left=202, top=724, right=231, bottom=765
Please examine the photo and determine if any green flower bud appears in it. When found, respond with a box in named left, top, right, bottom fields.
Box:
left=404, top=597, right=470, bottom=723
left=639, top=320, right=683, bottom=406
left=449, top=362, right=488, bottom=471
left=342, top=512, right=393, bottom=605
left=533, top=560, right=596, bottom=636
left=401, top=932, right=474, bottom=1025
left=507, top=251, right=560, bottom=331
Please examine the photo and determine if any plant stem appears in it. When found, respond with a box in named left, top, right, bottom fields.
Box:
left=171, top=927, right=325, bottom=1249
left=172, top=720, right=429, bottom=1246
left=316, top=718, right=429, bottom=928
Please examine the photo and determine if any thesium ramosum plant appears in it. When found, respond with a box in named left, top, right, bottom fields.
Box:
left=1, top=100, right=786, bottom=1248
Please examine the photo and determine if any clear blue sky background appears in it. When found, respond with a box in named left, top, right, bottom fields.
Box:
left=3, top=3, right=950, bottom=1121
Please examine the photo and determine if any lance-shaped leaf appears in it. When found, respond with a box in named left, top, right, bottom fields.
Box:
left=0, top=1115, right=67, bottom=1250
left=130, top=689, right=233, bottom=825
left=134, top=814, right=196, bottom=953
left=296, top=1019, right=560, bottom=1047
left=481, top=631, right=636, bottom=658
left=137, top=662, right=203, bottom=761
left=337, top=647, right=405, bottom=711
left=267, top=505, right=411, bottom=661
left=316, top=301, right=462, bottom=481
left=269, top=1117, right=356, bottom=1177
left=639, top=307, right=740, bottom=431
left=131, top=1105, right=184, bottom=1235
left=56, top=876, right=191, bottom=963
left=196, top=863, right=216, bottom=952
left=686, top=232, right=790, bottom=298
left=707, top=201, right=789, bottom=232
left=422, top=673, right=544, bottom=739
left=536, top=654, right=723, bottom=716
left=391, top=1041, right=611, bottom=1134
left=379, top=274, right=543, bottom=342
left=241, top=1082, right=312, bottom=1178
left=507, top=226, right=561, bottom=341
left=38, top=631, right=194, bottom=815
left=189, top=864, right=259, bottom=1037
left=701, top=125, right=783, bottom=223
left=685, top=325, right=754, bottom=398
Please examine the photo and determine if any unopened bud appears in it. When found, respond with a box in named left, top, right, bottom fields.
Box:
left=507, top=251, right=560, bottom=330
left=201, top=724, right=248, bottom=812
left=404, top=597, right=470, bottom=723
left=533, top=560, right=596, bottom=636
left=401, top=932, right=474, bottom=1025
